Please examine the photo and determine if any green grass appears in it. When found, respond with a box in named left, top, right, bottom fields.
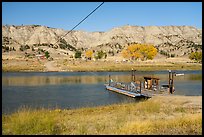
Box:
left=2, top=95, right=202, bottom=135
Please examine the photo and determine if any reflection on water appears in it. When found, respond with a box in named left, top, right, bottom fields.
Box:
left=188, top=74, right=202, bottom=81
left=2, top=70, right=202, bottom=114
left=2, top=71, right=202, bottom=86
left=2, top=76, right=108, bottom=86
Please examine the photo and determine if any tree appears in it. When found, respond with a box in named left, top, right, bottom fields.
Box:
left=85, top=50, right=93, bottom=60
left=145, top=45, right=157, bottom=60
left=122, top=44, right=157, bottom=60
left=45, top=51, right=50, bottom=59
left=122, top=50, right=131, bottom=59
left=189, top=52, right=202, bottom=63
left=104, top=52, right=107, bottom=59
left=170, top=54, right=175, bottom=58
left=12, top=47, right=16, bottom=51
left=95, top=50, right=105, bottom=59
left=19, top=45, right=24, bottom=51
left=25, top=45, right=30, bottom=49
left=75, top=50, right=82, bottom=58
left=32, top=46, right=35, bottom=51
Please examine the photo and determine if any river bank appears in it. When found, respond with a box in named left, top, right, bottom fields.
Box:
left=2, top=95, right=202, bottom=135
left=2, top=58, right=202, bottom=72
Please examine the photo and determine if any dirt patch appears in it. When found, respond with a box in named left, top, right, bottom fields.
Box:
left=44, top=61, right=60, bottom=72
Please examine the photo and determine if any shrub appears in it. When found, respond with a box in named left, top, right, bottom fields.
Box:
left=170, top=54, right=175, bottom=58
left=19, top=46, right=24, bottom=51
left=25, top=45, right=30, bottom=49
left=95, top=50, right=106, bottom=59
left=75, top=50, right=82, bottom=58
left=45, top=51, right=50, bottom=59
left=5, top=46, right=9, bottom=52
left=189, top=52, right=202, bottom=63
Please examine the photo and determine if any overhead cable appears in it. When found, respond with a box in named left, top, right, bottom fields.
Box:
left=53, top=2, right=104, bottom=45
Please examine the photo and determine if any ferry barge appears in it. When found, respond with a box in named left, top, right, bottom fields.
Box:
left=105, top=70, right=179, bottom=98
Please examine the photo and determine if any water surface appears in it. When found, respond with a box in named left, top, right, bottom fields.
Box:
left=2, top=70, right=202, bottom=114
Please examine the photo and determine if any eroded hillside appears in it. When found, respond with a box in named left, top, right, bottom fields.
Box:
left=2, top=25, right=202, bottom=60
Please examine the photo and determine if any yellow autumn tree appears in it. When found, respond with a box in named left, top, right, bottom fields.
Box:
left=122, top=44, right=157, bottom=60
left=140, top=44, right=157, bottom=60
left=122, top=49, right=131, bottom=59
left=146, top=45, right=157, bottom=60
left=85, top=49, right=93, bottom=60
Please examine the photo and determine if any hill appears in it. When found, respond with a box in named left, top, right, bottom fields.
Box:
left=2, top=25, right=202, bottom=72
left=2, top=25, right=202, bottom=58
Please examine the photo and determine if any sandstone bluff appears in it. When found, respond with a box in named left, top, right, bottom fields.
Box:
left=2, top=25, right=202, bottom=58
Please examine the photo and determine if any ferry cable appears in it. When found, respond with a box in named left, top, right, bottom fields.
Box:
left=53, top=2, right=105, bottom=46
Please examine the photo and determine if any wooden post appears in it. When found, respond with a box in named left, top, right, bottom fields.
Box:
left=133, top=70, right=135, bottom=82
left=169, top=71, right=175, bottom=94
left=156, top=79, right=159, bottom=91
left=109, top=75, right=110, bottom=86
left=171, top=72, right=175, bottom=93
left=169, top=70, right=171, bottom=94
left=170, top=73, right=173, bottom=94
left=131, top=68, right=133, bottom=81
left=131, top=69, right=135, bottom=82
left=140, top=80, right=142, bottom=93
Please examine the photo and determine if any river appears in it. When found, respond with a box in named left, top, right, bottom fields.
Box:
left=2, top=70, right=202, bottom=114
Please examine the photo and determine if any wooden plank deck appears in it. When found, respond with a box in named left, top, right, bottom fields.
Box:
left=105, top=84, right=151, bottom=98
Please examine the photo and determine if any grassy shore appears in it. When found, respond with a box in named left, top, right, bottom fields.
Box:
left=2, top=95, right=202, bottom=135
left=57, top=60, right=202, bottom=72
left=2, top=58, right=202, bottom=72
left=2, top=59, right=45, bottom=72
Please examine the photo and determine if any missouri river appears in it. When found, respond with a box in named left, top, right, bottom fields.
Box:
left=2, top=70, right=202, bottom=114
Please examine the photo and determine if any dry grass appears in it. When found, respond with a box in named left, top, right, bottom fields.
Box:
left=2, top=107, right=60, bottom=135
left=2, top=95, right=202, bottom=135
left=2, top=57, right=202, bottom=72
left=55, top=59, right=202, bottom=72
left=2, top=59, right=45, bottom=72
left=119, top=113, right=202, bottom=135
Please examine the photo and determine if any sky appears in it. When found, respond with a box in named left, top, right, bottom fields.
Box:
left=2, top=2, right=202, bottom=32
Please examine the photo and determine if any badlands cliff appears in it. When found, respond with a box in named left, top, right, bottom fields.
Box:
left=2, top=25, right=202, bottom=58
